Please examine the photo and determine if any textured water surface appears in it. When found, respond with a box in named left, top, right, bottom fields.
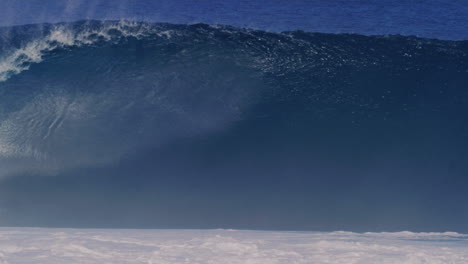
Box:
left=1, top=228, right=468, bottom=264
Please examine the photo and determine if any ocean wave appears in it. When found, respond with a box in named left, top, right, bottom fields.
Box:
left=0, top=20, right=466, bottom=178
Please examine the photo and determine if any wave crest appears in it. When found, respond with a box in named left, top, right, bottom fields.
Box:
left=0, top=20, right=175, bottom=82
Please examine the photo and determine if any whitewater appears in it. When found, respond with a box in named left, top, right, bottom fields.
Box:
left=0, top=228, right=467, bottom=264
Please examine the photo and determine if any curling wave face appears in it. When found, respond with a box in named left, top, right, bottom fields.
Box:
left=0, top=21, right=270, bottom=177
left=0, top=20, right=466, bottom=178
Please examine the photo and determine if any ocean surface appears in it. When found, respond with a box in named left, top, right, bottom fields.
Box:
left=1, top=0, right=468, bottom=40
left=0, top=0, right=468, bottom=264
left=0, top=1, right=467, bottom=263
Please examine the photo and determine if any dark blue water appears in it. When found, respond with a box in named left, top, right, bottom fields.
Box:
left=0, top=20, right=467, bottom=231
left=1, top=0, right=468, bottom=40
left=0, top=1, right=467, bottom=231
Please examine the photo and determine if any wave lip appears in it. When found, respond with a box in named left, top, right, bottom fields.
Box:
left=0, top=20, right=169, bottom=82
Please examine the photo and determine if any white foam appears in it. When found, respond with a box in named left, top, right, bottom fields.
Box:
left=0, top=228, right=466, bottom=264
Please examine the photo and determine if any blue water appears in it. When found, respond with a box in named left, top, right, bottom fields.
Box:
left=1, top=0, right=467, bottom=40
left=0, top=20, right=467, bottom=230
left=0, top=1, right=467, bottom=230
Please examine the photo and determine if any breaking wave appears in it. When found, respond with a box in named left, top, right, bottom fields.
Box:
left=0, top=20, right=466, bottom=178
